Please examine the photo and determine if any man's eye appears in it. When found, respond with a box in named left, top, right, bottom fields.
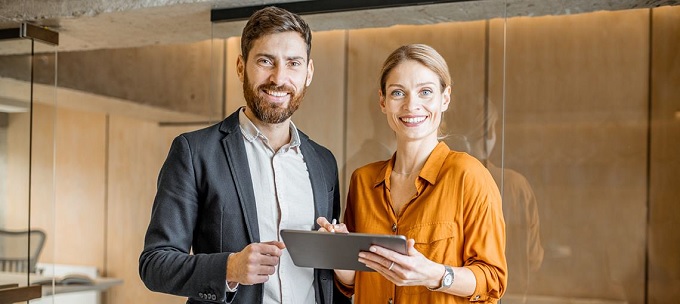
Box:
left=290, top=61, right=301, bottom=67
left=258, top=59, right=272, bottom=65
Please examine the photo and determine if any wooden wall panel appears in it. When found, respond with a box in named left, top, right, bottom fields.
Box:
left=5, top=110, right=31, bottom=230
left=649, top=5, right=680, bottom=304
left=23, top=105, right=56, bottom=266
left=52, top=107, right=107, bottom=268
left=6, top=104, right=106, bottom=270
left=498, top=9, right=649, bottom=303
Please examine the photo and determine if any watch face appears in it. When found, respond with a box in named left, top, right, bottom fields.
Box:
left=443, top=273, right=453, bottom=286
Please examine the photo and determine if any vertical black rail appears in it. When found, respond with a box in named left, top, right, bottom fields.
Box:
left=644, top=7, right=653, bottom=304
left=26, top=38, right=35, bottom=287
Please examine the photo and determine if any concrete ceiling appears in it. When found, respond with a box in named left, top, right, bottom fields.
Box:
left=1, top=0, right=678, bottom=55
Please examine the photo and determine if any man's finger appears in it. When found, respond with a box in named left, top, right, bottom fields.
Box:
left=257, top=241, right=285, bottom=256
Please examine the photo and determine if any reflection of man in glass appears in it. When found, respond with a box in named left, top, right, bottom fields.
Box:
left=445, top=102, right=544, bottom=299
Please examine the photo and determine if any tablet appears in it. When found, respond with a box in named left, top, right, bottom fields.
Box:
left=280, top=229, right=407, bottom=272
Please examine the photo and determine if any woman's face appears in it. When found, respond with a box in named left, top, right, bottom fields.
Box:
left=380, top=60, right=451, bottom=143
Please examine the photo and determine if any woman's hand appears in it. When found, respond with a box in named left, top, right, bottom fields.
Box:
left=316, top=217, right=349, bottom=234
left=358, top=239, right=444, bottom=289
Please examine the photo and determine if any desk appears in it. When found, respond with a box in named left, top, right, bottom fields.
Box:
left=0, top=271, right=122, bottom=297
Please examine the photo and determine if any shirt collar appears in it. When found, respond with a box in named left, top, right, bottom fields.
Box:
left=374, top=141, right=451, bottom=188
left=238, top=107, right=302, bottom=152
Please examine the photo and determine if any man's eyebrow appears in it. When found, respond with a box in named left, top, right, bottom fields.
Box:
left=287, top=55, right=306, bottom=62
left=253, top=53, right=275, bottom=60
left=253, top=53, right=306, bottom=62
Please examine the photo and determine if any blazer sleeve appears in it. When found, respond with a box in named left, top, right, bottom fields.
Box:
left=139, top=135, right=231, bottom=303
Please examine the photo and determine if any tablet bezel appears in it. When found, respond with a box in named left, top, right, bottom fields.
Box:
left=280, top=229, right=407, bottom=272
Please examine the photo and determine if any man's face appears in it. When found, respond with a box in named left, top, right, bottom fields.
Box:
left=238, top=31, right=314, bottom=124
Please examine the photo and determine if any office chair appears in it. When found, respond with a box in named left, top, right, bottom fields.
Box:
left=0, top=229, right=46, bottom=273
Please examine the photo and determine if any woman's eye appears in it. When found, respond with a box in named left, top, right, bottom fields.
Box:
left=421, top=89, right=433, bottom=96
left=390, top=90, right=405, bottom=97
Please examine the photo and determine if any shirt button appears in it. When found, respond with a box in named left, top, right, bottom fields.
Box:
left=391, top=223, right=397, bottom=232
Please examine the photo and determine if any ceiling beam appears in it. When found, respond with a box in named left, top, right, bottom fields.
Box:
left=211, top=0, right=478, bottom=22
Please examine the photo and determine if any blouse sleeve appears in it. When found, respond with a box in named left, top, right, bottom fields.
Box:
left=460, top=161, right=508, bottom=302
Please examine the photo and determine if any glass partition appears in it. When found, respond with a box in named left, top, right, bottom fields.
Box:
left=0, top=18, right=57, bottom=303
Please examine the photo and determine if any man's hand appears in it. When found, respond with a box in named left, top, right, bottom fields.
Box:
left=226, top=241, right=286, bottom=285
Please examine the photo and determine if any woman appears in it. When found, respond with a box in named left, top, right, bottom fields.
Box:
left=319, top=44, right=507, bottom=303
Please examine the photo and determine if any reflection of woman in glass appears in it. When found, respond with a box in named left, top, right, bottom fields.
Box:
left=451, top=103, right=544, bottom=300
left=319, top=44, right=507, bottom=303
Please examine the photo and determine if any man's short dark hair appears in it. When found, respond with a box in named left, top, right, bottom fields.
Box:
left=241, top=6, right=312, bottom=61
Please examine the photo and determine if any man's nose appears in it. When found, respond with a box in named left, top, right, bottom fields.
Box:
left=269, top=66, right=287, bottom=85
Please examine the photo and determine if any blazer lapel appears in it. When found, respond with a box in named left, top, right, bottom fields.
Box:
left=220, top=114, right=260, bottom=243
left=300, top=140, right=328, bottom=229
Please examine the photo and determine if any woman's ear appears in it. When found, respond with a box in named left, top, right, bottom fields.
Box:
left=441, top=86, right=452, bottom=112
left=379, top=90, right=387, bottom=114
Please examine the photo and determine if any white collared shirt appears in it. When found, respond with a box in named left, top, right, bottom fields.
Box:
left=238, top=109, right=316, bottom=304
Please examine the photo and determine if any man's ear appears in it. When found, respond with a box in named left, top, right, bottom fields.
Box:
left=441, top=86, right=452, bottom=112
left=236, top=55, right=245, bottom=82
left=305, top=58, right=314, bottom=87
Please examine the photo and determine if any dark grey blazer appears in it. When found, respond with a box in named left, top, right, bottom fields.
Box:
left=139, top=109, right=347, bottom=304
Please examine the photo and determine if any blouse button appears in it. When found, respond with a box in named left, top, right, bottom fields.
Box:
left=391, top=223, right=397, bottom=232
left=388, top=298, right=393, bottom=304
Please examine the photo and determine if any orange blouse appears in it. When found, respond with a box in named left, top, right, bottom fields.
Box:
left=339, top=142, right=507, bottom=303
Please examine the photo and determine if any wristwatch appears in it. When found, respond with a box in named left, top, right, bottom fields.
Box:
left=428, top=265, right=454, bottom=291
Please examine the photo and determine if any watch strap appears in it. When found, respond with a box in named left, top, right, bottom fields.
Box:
left=427, top=265, right=454, bottom=291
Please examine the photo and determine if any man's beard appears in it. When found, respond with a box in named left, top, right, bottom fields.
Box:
left=243, top=73, right=307, bottom=124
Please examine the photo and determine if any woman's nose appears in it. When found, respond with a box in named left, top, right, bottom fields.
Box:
left=403, top=95, right=421, bottom=111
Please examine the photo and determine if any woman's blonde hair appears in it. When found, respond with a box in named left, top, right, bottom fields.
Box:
left=379, top=44, right=452, bottom=93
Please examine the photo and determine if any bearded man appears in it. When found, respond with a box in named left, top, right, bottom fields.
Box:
left=139, top=6, right=348, bottom=304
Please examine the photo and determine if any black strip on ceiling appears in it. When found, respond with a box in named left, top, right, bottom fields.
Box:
left=211, top=0, right=477, bottom=23
left=0, top=27, right=21, bottom=41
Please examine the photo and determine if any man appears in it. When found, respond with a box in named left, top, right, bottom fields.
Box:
left=139, top=6, right=347, bottom=304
